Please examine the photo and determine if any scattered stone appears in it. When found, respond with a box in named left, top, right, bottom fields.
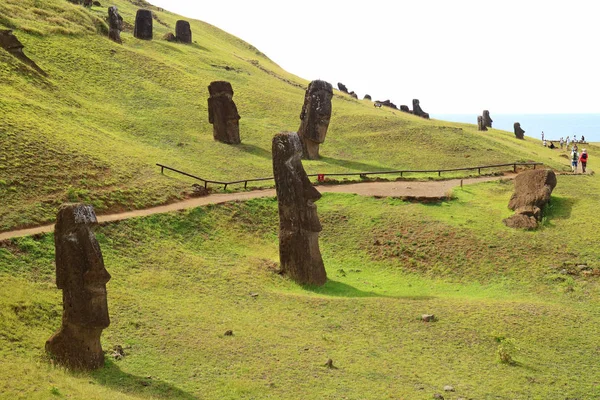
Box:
left=412, top=99, right=430, bottom=119
left=208, top=81, right=241, bottom=144
left=112, top=345, right=125, bottom=360
left=376, top=99, right=398, bottom=109
left=443, top=385, right=455, bottom=392
left=297, top=80, right=333, bottom=160
left=363, top=94, right=372, bottom=100
left=514, top=122, right=525, bottom=139
left=272, top=132, right=327, bottom=286
left=433, top=394, right=444, bottom=400
left=337, top=82, right=348, bottom=93
left=46, top=204, right=111, bottom=370
left=482, top=109, right=493, bottom=128
left=107, top=6, right=123, bottom=44
left=324, top=358, right=336, bottom=369
left=400, top=105, right=410, bottom=112
left=422, top=314, right=436, bottom=322
left=0, top=30, right=46, bottom=75
left=175, top=20, right=192, bottom=43
left=162, top=32, right=176, bottom=42
left=93, top=1, right=101, bottom=6
left=503, top=169, right=556, bottom=229
left=134, top=9, right=153, bottom=40
left=249, top=292, right=259, bottom=298
left=190, top=183, right=209, bottom=197
left=224, top=330, right=233, bottom=336
left=348, top=91, right=358, bottom=99
left=83, top=0, right=92, bottom=7
left=477, top=115, right=487, bottom=131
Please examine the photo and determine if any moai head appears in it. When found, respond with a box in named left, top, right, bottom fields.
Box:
left=483, top=110, right=493, bottom=128
left=107, top=7, right=123, bottom=44
left=514, top=122, right=525, bottom=139
left=298, top=80, right=333, bottom=160
left=0, top=30, right=24, bottom=53
left=272, top=132, right=326, bottom=286
left=46, top=204, right=110, bottom=370
left=175, top=20, right=192, bottom=43
left=412, top=99, right=429, bottom=118
left=337, top=82, right=348, bottom=93
left=477, top=115, right=487, bottom=131
left=207, top=81, right=241, bottom=144
left=134, top=9, right=153, bottom=40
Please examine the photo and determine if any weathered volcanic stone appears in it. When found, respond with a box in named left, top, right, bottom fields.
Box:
left=363, top=94, right=372, bottom=100
left=349, top=91, right=358, bottom=99
left=400, top=105, right=410, bottom=112
left=412, top=99, right=430, bottom=119
left=46, top=204, right=111, bottom=370
left=107, top=6, right=123, bottom=44
left=337, top=82, right=348, bottom=93
left=272, top=132, right=326, bottom=286
left=482, top=110, right=493, bottom=128
left=175, top=20, right=192, bottom=43
left=477, top=115, right=487, bottom=131
left=503, top=169, right=556, bottom=229
left=134, top=9, right=153, bottom=40
left=208, top=81, right=241, bottom=144
left=376, top=99, right=398, bottom=109
left=514, top=122, right=525, bottom=139
left=298, top=80, right=333, bottom=160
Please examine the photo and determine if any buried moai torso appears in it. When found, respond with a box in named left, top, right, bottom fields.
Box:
left=477, top=115, right=487, bottom=131
left=108, top=7, right=123, bottom=44
left=412, top=99, right=430, bottom=119
left=208, top=81, right=241, bottom=144
left=175, top=20, right=192, bottom=43
left=46, top=204, right=111, bottom=370
left=297, top=80, right=333, bottom=160
left=514, top=122, right=525, bottom=139
left=134, top=9, right=153, bottom=40
left=272, top=132, right=327, bottom=286
left=483, top=110, right=493, bottom=128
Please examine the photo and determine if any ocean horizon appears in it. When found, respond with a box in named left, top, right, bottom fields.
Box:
left=433, top=113, right=600, bottom=143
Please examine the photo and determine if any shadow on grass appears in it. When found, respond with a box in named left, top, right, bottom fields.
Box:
left=304, top=279, right=434, bottom=300
left=236, top=143, right=272, bottom=160
left=545, top=195, right=576, bottom=220
left=91, top=359, right=198, bottom=400
left=318, top=156, right=393, bottom=173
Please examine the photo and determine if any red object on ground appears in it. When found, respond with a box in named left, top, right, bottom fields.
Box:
left=317, top=174, right=325, bottom=182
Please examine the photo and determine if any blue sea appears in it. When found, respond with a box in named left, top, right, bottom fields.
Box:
left=433, top=114, right=600, bottom=143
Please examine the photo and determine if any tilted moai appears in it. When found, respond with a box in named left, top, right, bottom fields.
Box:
left=46, top=204, right=111, bottom=370
left=477, top=116, right=487, bottom=131
left=208, top=81, right=241, bottom=144
left=482, top=110, right=493, bottom=128
left=175, top=20, right=192, bottom=43
left=412, top=99, right=430, bottom=119
left=0, top=30, right=46, bottom=75
left=134, top=9, right=153, bottom=40
left=107, top=7, right=123, bottom=44
left=272, top=132, right=327, bottom=286
left=514, top=122, right=525, bottom=139
left=337, top=82, right=348, bottom=93
left=298, top=80, right=333, bottom=160
left=503, top=169, right=556, bottom=229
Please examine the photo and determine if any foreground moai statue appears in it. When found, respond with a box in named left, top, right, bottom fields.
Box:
left=412, top=99, right=430, bottom=119
left=108, top=7, right=123, bottom=44
left=175, top=20, right=192, bottom=43
left=298, top=80, right=333, bottom=160
left=503, top=169, right=556, bottom=229
left=208, top=81, right=241, bottom=144
left=482, top=110, right=493, bottom=128
left=477, top=116, right=487, bottom=131
left=514, top=122, right=525, bottom=139
left=134, top=9, right=153, bottom=40
left=46, top=204, right=111, bottom=370
left=272, top=132, right=327, bottom=286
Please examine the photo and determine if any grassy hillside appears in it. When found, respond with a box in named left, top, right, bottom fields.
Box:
left=2, top=174, right=600, bottom=399
left=0, top=0, right=586, bottom=231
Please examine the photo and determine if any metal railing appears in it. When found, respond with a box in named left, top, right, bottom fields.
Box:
left=157, top=161, right=543, bottom=190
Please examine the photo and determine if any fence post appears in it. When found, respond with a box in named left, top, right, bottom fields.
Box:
left=478, top=167, right=481, bottom=175
left=244, top=181, right=248, bottom=189
left=513, top=163, right=516, bottom=172
left=534, top=164, right=537, bottom=169
left=161, top=166, right=164, bottom=174
left=223, top=184, right=228, bottom=190
left=438, top=170, right=441, bottom=177
left=204, top=181, right=208, bottom=189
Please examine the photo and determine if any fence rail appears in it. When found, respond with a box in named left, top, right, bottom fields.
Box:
left=156, top=162, right=544, bottom=190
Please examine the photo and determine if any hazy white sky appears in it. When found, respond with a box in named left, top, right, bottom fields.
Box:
left=150, top=0, right=600, bottom=114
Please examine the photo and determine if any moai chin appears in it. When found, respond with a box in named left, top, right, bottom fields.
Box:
left=272, top=132, right=327, bottom=286
left=46, top=204, right=111, bottom=370
left=412, top=99, right=430, bottom=119
left=514, top=122, right=525, bottom=139
left=208, top=81, right=241, bottom=144
left=108, top=7, right=123, bottom=44
left=483, top=110, right=493, bottom=128
left=134, top=9, right=153, bottom=40
left=175, top=20, right=192, bottom=43
left=297, top=80, right=333, bottom=160
left=477, top=115, right=487, bottom=131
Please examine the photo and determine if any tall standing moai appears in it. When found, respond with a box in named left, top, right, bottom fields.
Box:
left=482, top=110, right=493, bottom=128
left=412, top=99, right=430, bottom=119
left=134, top=9, right=153, bottom=40
left=175, top=20, right=192, bottom=43
left=46, top=204, right=111, bottom=370
left=477, top=115, right=487, bottom=131
left=272, top=132, right=327, bottom=286
left=514, top=122, right=525, bottom=139
left=298, top=80, right=333, bottom=160
left=107, top=7, right=123, bottom=44
left=208, top=81, right=241, bottom=144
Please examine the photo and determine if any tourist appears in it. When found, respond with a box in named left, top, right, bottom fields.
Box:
left=582, top=135, right=585, bottom=142
left=566, top=136, right=570, bottom=149
left=543, top=139, right=547, bottom=147
left=560, top=137, right=564, bottom=149
left=571, top=148, right=579, bottom=173
left=541, top=131, right=544, bottom=141
left=580, top=149, right=588, bottom=173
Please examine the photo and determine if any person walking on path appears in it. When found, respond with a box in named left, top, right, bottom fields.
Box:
left=541, top=131, right=545, bottom=141
left=560, top=137, right=564, bottom=149
left=566, top=136, right=570, bottom=149
left=571, top=148, right=579, bottom=173
left=580, top=149, right=588, bottom=173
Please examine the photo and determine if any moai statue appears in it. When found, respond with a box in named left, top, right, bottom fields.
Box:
left=400, top=105, right=410, bottom=112
left=46, top=204, right=111, bottom=370
left=483, top=110, right=493, bottom=128
left=107, top=7, right=123, bottom=44
left=83, top=0, right=92, bottom=7
left=272, top=132, right=327, bottom=286
left=0, top=30, right=46, bottom=75
left=337, top=82, right=348, bottom=93
left=477, top=115, right=487, bottom=131
left=175, top=20, right=192, bottom=43
left=412, top=99, right=430, bottom=119
left=134, top=9, right=153, bottom=40
left=298, top=80, right=333, bottom=160
left=363, top=94, right=372, bottom=101
left=514, top=122, right=525, bottom=139
left=208, top=81, right=241, bottom=144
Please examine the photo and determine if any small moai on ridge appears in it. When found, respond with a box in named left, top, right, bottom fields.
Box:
left=482, top=110, right=493, bottom=128
left=175, top=20, right=192, bottom=43
left=208, top=81, right=241, bottom=144
left=272, top=132, right=327, bottom=286
left=107, top=7, right=123, bottom=44
left=298, top=80, right=333, bottom=160
left=477, top=115, right=487, bottom=131
left=46, top=204, right=111, bottom=370
left=134, top=9, right=153, bottom=40
left=412, top=99, right=430, bottom=119
left=337, top=82, right=348, bottom=93
left=400, top=105, right=410, bottom=112
left=514, top=122, right=525, bottom=139
left=363, top=94, right=372, bottom=100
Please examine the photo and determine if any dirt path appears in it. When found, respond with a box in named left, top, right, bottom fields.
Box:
left=0, top=175, right=513, bottom=241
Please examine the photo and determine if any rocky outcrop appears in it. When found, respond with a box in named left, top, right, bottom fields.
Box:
left=514, top=122, right=525, bottom=139
left=208, top=81, right=241, bottom=144
left=298, top=80, right=333, bottom=159
left=175, top=20, right=192, bottom=43
left=503, top=169, right=557, bottom=229
left=134, top=9, right=153, bottom=40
